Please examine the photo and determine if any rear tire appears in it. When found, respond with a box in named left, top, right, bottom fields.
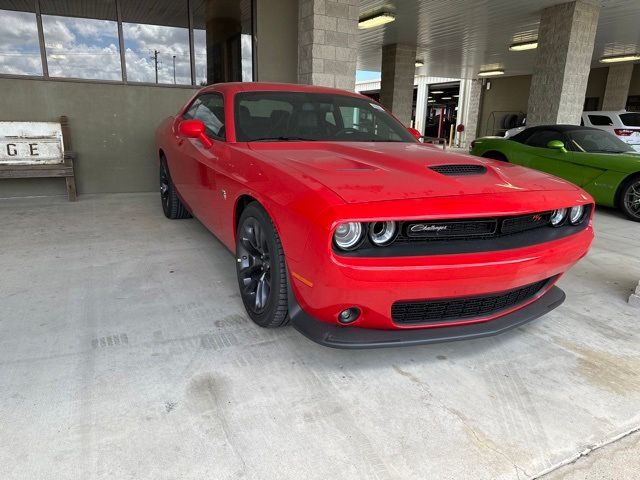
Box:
left=160, top=156, right=191, bottom=219
left=236, top=203, right=289, bottom=328
left=482, top=151, right=508, bottom=162
left=619, top=176, right=640, bottom=222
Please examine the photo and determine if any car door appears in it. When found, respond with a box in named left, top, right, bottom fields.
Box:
left=179, top=92, right=227, bottom=233
left=517, top=129, right=588, bottom=186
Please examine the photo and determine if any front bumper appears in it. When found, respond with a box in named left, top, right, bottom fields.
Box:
left=289, top=284, right=565, bottom=349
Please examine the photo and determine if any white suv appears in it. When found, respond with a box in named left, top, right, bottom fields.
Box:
left=582, top=111, right=640, bottom=152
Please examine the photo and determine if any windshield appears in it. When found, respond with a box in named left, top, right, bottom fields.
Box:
left=568, top=129, right=634, bottom=154
left=234, top=91, right=416, bottom=142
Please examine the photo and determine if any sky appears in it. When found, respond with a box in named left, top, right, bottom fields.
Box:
left=356, top=70, right=381, bottom=82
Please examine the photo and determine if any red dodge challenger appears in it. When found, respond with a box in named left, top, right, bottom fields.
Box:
left=156, top=82, right=594, bottom=348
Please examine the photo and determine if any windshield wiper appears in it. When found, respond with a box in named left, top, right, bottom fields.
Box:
left=250, top=136, right=317, bottom=142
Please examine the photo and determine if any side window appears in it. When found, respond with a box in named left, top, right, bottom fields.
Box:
left=184, top=93, right=225, bottom=140
left=587, top=115, right=613, bottom=126
left=524, top=130, right=566, bottom=148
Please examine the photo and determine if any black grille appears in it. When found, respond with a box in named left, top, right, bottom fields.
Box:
left=502, top=212, right=552, bottom=234
left=391, top=278, right=551, bottom=325
left=429, top=164, right=487, bottom=176
left=403, top=219, right=497, bottom=240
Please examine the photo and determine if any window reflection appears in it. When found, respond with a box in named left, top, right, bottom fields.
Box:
left=122, top=23, right=191, bottom=84
left=42, top=16, right=121, bottom=80
left=0, top=9, right=42, bottom=76
left=192, top=0, right=254, bottom=85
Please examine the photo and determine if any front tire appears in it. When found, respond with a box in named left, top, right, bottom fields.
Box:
left=236, top=203, right=289, bottom=327
left=160, top=157, right=191, bottom=219
left=619, top=176, right=640, bottom=222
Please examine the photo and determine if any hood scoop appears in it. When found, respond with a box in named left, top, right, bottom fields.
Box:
left=429, top=164, right=487, bottom=176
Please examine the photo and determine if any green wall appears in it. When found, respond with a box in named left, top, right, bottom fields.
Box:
left=0, top=78, right=197, bottom=198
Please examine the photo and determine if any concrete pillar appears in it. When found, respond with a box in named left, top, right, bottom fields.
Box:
left=297, top=0, right=359, bottom=90
left=527, top=1, right=600, bottom=126
left=458, top=78, right=482, bottom=148
left=380, top=43, right=417, bottom=126
left=414, top=76, right=429, bottom=134
left=602, top=64, right=634, bottom=111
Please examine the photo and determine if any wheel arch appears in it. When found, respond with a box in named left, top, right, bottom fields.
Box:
left=481, top=150, right=509, bottom=162
left=614, top=171, right=640, bottom=207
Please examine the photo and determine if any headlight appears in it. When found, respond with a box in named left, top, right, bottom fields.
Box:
left=569, top=205, right=586, bottom=225
left=369, top=221, right=397, bottom=246
left=333, top=222, right=364, bottom=250
left=550, top=208, right=567, bottom=227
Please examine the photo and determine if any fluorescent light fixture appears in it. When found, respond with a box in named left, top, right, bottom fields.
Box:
left=453, top=94, right=459, bottom=97
left=358, top=12, right=395, bottom=29
left=441, top=96, right=452, bottom=100
left=415, top=60, right=424, bottom=67
left=600, top=53, right=640, bottom=63
left=427, top=99, right=435, bottom=103
left=509, top=40, right=538, bottom=51
left=478, top=69, right=504, bottom=77
left=430, top=90, right=444, bottom=94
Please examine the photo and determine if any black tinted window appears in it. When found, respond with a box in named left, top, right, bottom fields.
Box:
left=620, top=113, right=640, bottom=127
left=184, top=93, right=225, bottom=140
left=524, top=130, right=566, bottom=148
left=234, top=91, right=416, bottom=142
left=587, top=115, right=613, bottom=126
left=568, top=129, right=633, bottom=153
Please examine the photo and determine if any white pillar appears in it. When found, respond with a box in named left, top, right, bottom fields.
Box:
left=602, top=64, right=634, bottom=111
left=527, top=1, right=600, bottom=126
left=458, top=78, right=482, bottom=149
left=414, top=76, right=429, bottom=135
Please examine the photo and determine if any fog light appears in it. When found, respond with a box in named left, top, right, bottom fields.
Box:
left=550, top=208, right=567, bottom=227
left=338, top=307, right=361, bottom=324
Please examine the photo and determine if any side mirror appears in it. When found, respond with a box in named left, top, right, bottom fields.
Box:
left=547, top=139, right=567, bottom=152
left=179, top=119, right=212, bottom=148
left=408, top=127, right=423, bottom=141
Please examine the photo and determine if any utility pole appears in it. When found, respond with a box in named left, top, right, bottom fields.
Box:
left=150, top=49, right=159, bottom=83
left=173, top=55, right=176, bottom=84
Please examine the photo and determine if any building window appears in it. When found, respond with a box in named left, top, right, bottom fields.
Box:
left=121, top=1, right=191, bottom=85
left=0, top=8, right=42, bottom=76
left=192, top=0, right=254, bottom=85
left=40, top=0, right=121, bottom=81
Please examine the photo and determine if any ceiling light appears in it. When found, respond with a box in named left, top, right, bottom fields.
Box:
left=509, top=40, right=538, bottom=51
left=453, top=94, right=459, bottom=97
left=415, top=60, right=424, bottom=67
left=427, top=100, right=435, bottom=103
left=430, top=90, right=444, bottom=94
left=441, top=96, right=452, bottom=100
left=599, top=53, right=640, bottom=63
left=358, top=12, right=395, bottom=29
left=478, top=69, right=504, bottom=77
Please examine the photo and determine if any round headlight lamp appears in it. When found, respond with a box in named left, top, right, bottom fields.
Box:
left=550, top=208, right=568, bottom=227
left=369, top=221, right=397, bottom=246
left=569, top=205, right=586, bottom=225
left=333, top=222, right=364, bottom=250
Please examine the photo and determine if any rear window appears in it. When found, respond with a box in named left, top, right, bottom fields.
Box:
left=620, top=113, right=640, bottom=127
left=587, top=114, right=613, bottom=126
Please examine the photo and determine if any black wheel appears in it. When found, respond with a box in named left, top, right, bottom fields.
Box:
left=482, top=151, right=508, bottom=162
left=236, top=203, right=289, bottom=327
left=619, top=176, right=640, bottom=222
left=160, top=157, right=191, bottom=219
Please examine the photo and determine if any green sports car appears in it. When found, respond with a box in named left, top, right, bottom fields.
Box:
left=470, top=125, right=640, bottom=221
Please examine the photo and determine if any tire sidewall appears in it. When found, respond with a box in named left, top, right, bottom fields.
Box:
left=236, top=204, right=285, bottom=326
left=620, top=177, right=640, bottom=222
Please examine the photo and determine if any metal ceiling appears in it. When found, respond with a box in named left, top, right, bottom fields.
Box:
left=357, top=0, right=640, bottom=79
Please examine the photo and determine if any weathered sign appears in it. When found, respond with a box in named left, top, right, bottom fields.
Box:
left=0, top=122, right=65, bottom=165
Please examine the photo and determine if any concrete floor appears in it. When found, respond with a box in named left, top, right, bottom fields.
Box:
left=1, top=193, right=639, bottom=480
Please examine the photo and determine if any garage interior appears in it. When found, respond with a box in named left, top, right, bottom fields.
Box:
left=2, top=0, right=640, bottom=479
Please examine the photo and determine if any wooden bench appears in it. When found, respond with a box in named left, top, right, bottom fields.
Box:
left=0, top=116, right=77, bottom=201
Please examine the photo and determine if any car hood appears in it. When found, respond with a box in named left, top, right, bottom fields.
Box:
left=247, top=141, right=578, bottom=204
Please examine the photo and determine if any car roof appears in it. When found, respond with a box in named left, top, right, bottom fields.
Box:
left=521, top=124, right=603, bottom=133
left=200, top=81, right=365, bottom=99
left=583, top=111, right=627, bottom=115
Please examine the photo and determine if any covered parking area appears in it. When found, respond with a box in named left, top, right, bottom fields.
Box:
left=2, top=0, right=640, bottom=479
